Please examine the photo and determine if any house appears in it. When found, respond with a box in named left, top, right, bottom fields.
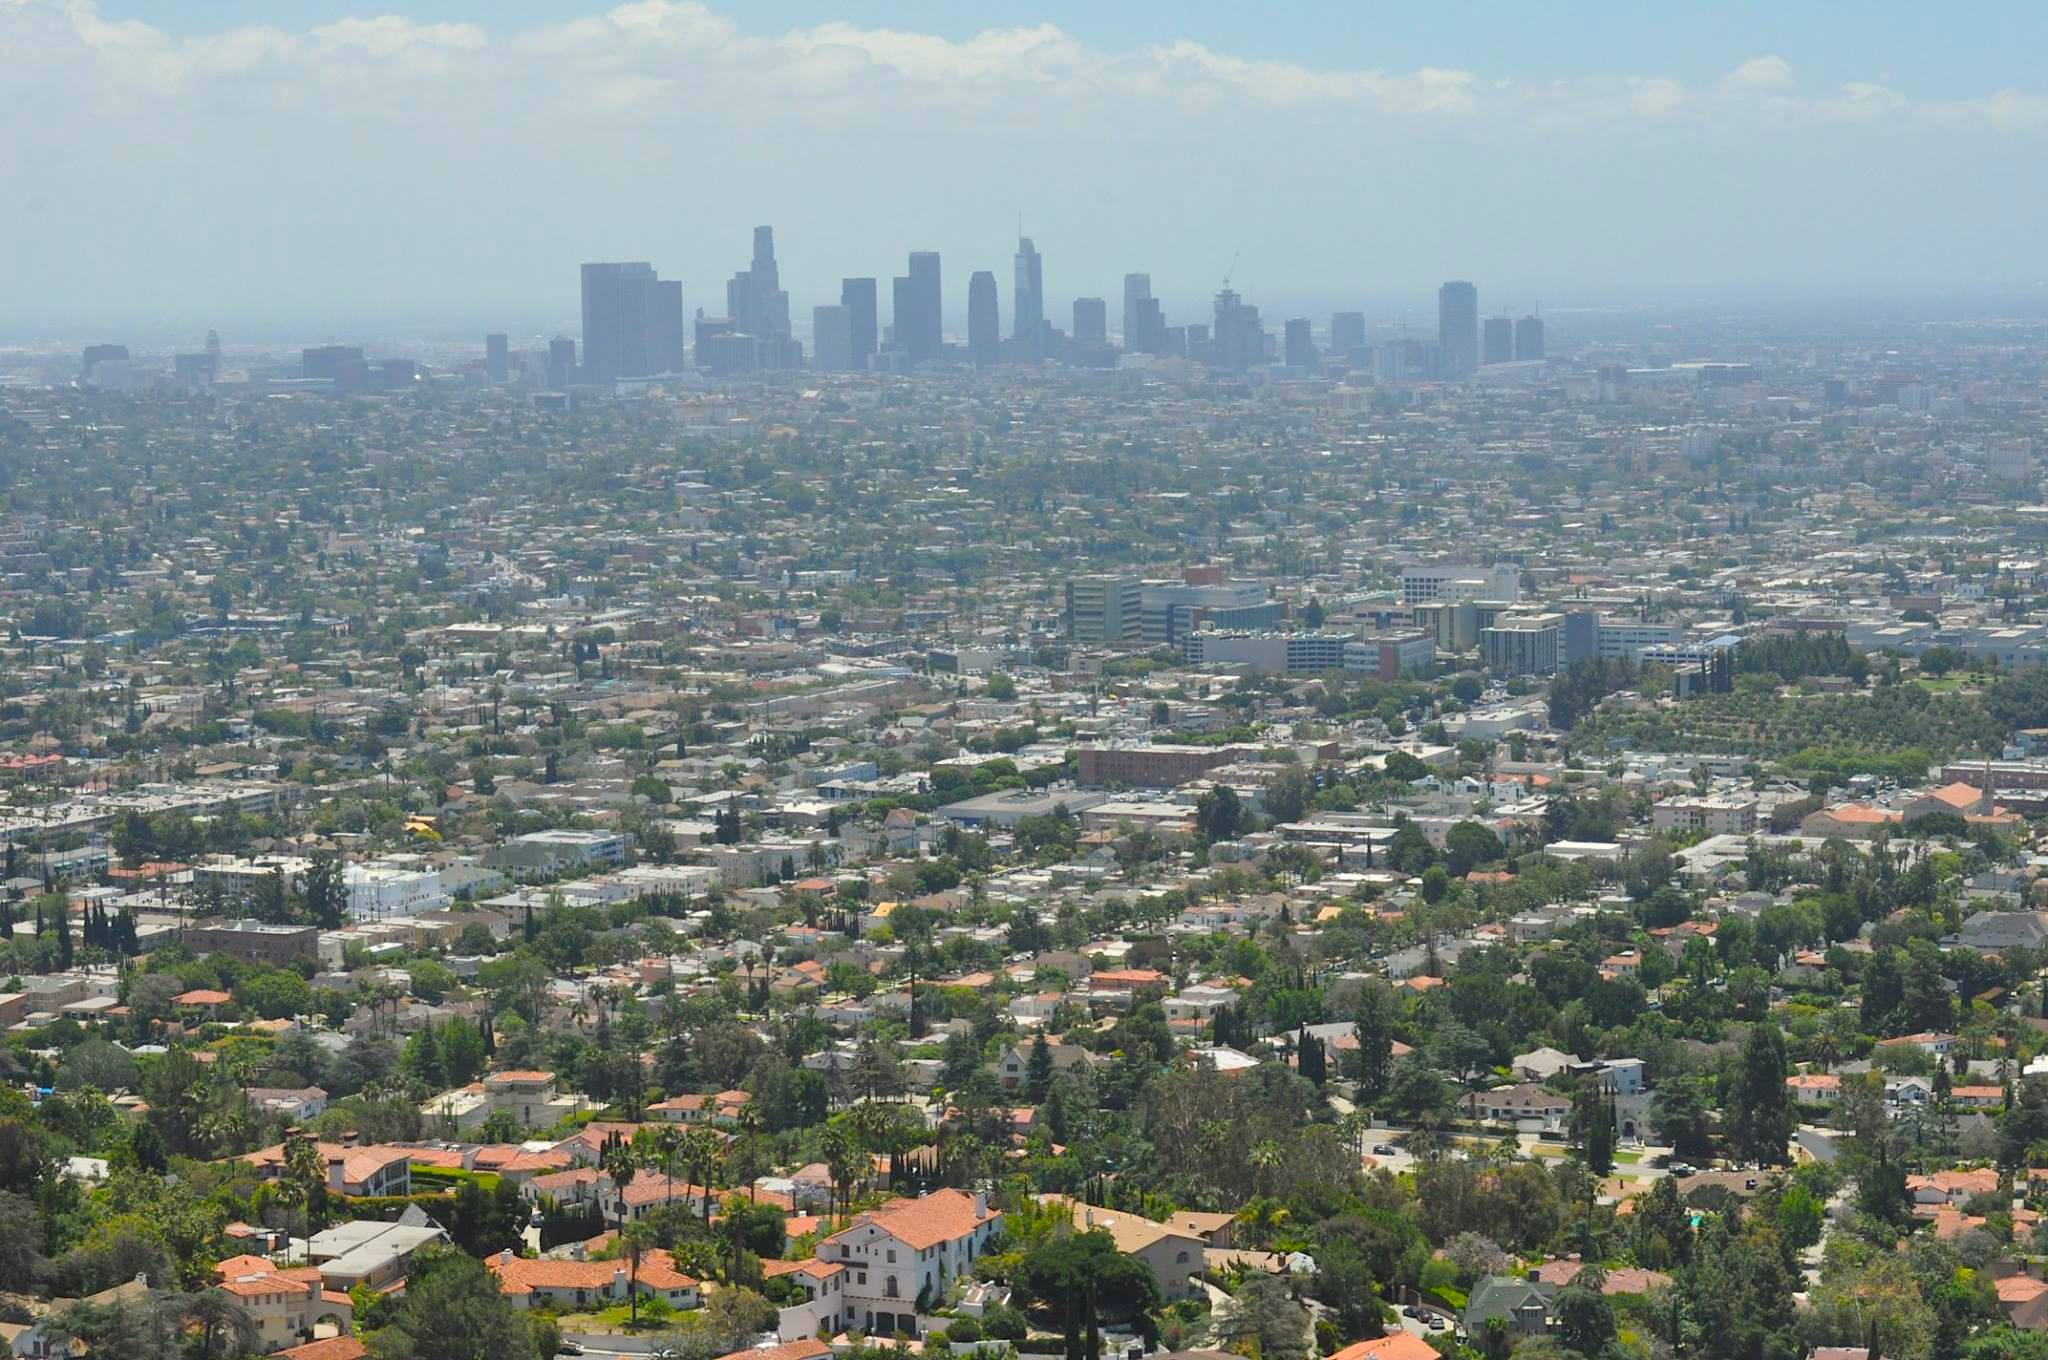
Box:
left=304, top=1213, right=449, bottom=1291
left=1471, top=1084, right=1573, bottom=1132
left=280, top=1340, right=369, bottom=1360
left=214, top=1263, right=353, bottom=1353
left=1166, top=1210, right=1238, bottom=1249
left=1328, top=1336, right=1444, bottom=1360
left=996, top=1041, right=1095, bottom=1091
left=1041, top=1195, right=1208, bottom=1298
left=1907, top=1168, right=2000, bottom=1208
left=1786, top=1073, right=1841, bottom=1105
left=246, top=1087, right=329, bottom=1121
left=763, top=1258, right=852, bottom=1340
left=1877, top=1032, right=1959, bottom=1058
left=486, top=1247, right=700, bottom=1312
left=648, top=1090, right=753, bottom=1125
left=817, top=1188, right=1004, bottom=1338
left=720, top=1341, right=833, bottom=1360
left=1945, top=910, right=2048, bottom=954
left=275, top=1340, right=368, bottom=1360
left=1465, top=1274, right=1556, bottom=1336
left=1530, top=1260, right=1671, bottom=1294
left=1799, top=804, right=1902, bottom=840
left=1512, top=1047, right=1576, bottom=1082
left=244, top=1141, right=412, bottom=1198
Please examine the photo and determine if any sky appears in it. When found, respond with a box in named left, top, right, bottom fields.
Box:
left=5, top=0, right=2048, bottom=341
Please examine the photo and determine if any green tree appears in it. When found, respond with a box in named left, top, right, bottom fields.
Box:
left=1725, top=1024, right=1793, bottom=1167
left=1016, top=1229, right=1162, bottom=1360
left=364, top=1247, right=541, bottom=1359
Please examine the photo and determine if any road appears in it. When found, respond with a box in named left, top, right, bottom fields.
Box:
left=1795, top=1124, right=1840, bottom=1165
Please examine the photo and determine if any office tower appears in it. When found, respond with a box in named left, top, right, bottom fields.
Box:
left=1514, top=314, right=1545, bottom=361
left=1066, top=575, right=1143, bottom=644
left=1437, top=280, right=1479, bottom=379
left=902, top=252, right=942, bottom=365
left=841, top=278, right=878, bottom=370
left=813, top=305, right=854, bottom=371
left=485, top=333, right=509, bottom=383
left=548, top=337, right=576, bottom=387
left=579, top=261, right=685, bottom=381
left=302, top=345, right=365, bottom=384
left=1284, top=318, right=1316, bottom=368
left=1482, top=316, right=1513, bottom=366
left=967, top=270, right=1000, bottom=366
left=1122, top=274, right=1162, bottom=352
left=1013, top=237, right=1044, bottom=358
left=1212, top=288, right=1264, bottom=371
left=80, top=343, right=128, bottom=380
left=726, top=225, right=793, bottom=367
left=1331, top=312, right=1366, bottom=359
left=1073, top=297, right=1107, bottom=345
left=891, top=276, right=914, bottom=357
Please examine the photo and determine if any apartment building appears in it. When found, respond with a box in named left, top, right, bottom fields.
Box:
left=1651, top=795, right=1759, bottom=836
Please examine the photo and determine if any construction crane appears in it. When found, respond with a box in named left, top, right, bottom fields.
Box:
left=1220, top=250, right=1240, bottom=292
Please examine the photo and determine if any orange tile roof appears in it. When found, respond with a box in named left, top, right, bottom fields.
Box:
left=718, top=1341, right=832, bottom=1360
left=280, top=1341, right=369, bottom=1360
left=827, top=1188, right=999, bottom=1252
left=485, top=1248, right=697, bottom=1296
left=1329, top=1335, right=1441, bottom=1360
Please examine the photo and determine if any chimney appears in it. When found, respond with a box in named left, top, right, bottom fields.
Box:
left=340, top=1129, right=360, bottom=1148
left=974, top=1190, right=989, bottom=1218
left=613, top=1268, right=627, bottom=1296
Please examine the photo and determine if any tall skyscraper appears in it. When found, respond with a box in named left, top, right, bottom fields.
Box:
left=1284, top=318, right=1316, bottom=368
left=1073, top=298, right=1107, bottom=345
left=1482, top=316, right=1513, bottom=366
left=904, top=252, right=942, bottom=365
left=1331, top=312, right=1367, bottom=358
left=727, top=226, right=792, bottom=342
left=1013, top=237, right=1044, bottom=358
left=967, top=270, right=1000, bottom=366
left=813, top=305, right=854, bottom=371
left=485, top=333, right=509, bottom=383
left=1212, top=289, right=1264, bottom=371
left=548, top=337, right=577, bottom=387
left=580, top=262, right=685, bottom=381
left=1514, top=315, right=1545, bottom=361
left=1122, top=274, right=1160, bottom=352
left=840, top=278, right=878, bottom=370
left=1437, top=280, right=1479, bottom=379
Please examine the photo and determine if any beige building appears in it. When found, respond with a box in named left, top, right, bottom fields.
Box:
left=1039, top=1195, right=1208, bottom=1299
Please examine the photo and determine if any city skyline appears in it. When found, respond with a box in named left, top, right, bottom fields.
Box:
left=7, top=1, right=2048, bottom=334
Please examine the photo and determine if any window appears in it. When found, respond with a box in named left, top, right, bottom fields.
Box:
left=1177, top=1251, right=1189, bottom=1264
left=885, top=1277, right=900, bottom=1299
left=886, top=1249, right=897, bottom=1263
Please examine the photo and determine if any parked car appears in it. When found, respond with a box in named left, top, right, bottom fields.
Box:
left=1373, top=1144, right=1399, bottom=1156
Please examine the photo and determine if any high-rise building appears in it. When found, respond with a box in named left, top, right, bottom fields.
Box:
left=891, top=276, right=914, bottom=358
left=726, top=227, right=792, bottom=341
left=967, top=270, right=1000, bottom=366
left=1284, top=318, right=1316, bottom=368
left=906, top=251, right=942, bottom=365
left=1013, top=237, right=1044, bottom=358
left=1212, top=289, right=1264, bottom=371
left=1482, top=316, right=1513, bottom=366
left=80, top=343, right=128, bottom=380
left=1331, top=312, right=1367, bottom=359
left=1073, top=297, right=1107, bottom=345
left=1122, top=274, right=1162, bottom=352
left=485, top=333, right=509, bottom=383
left=1066, top=575, right=1143, bottom=644
left=1514, top=315, right=1545, bottom=361
left=841, top=278, right=878, bottom=370
left=302, top=345, right=366, bottom=387
left=547, top=337, right=576, bottom=387
left=813, top=305, right=854, bottom=371
left=580, top=262, right=686, bottom=381
left=1437, top=281, right=1479, bottom=379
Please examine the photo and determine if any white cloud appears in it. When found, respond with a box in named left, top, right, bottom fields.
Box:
left=1722, top=55, right=1796, bottom=91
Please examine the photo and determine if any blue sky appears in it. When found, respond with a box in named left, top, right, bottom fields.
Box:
left=10, top=1, right=2048, bottom=337
left=107, top=1, right=2048, bottom=96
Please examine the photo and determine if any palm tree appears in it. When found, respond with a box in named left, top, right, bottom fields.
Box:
left=622, top=1223, right=653, bottom=1330
left=282, top=1128, right=326, bottom=1253
left=654, top=1125, right=684, bottom=1214
left=1249, top=1138, right=1286, bottom=1198
left=602, top=1138, right=639, bottom=1235
left=681, top=1127, right=723, bottom=1226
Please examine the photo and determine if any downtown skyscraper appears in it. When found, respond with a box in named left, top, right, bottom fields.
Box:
left=967, top=270, right=999, bottom=366
left=1437, top=280, right=1479, bottom=380
left=840, top=278, right=878, bottom=371
left=1122, top=273, right=1163, bottom=353
left=1013, top=237, right=1044, bottom=359
left=579, top=262, right=685, bottom=381
left=895, top=252, right=942, bottom=366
